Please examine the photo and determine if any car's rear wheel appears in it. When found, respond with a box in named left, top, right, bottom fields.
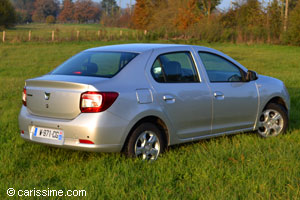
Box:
left=124, top=123, right=166, bottom=160
left=257, top=103, right=288, bottom=137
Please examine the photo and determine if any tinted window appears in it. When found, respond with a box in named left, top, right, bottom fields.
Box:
left=151, top=52, right=199, bottom=83
left=51, top=51, right=138, bottom=78
left=199, top=52, right=244, bottom=82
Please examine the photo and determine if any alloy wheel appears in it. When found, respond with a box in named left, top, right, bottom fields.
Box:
left=134, top=131, right=160, bottom=160
left=258, top=109, right=284, bottom=137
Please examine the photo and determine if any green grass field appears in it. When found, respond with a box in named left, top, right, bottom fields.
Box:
left=0, top=40, right=300, bottom=199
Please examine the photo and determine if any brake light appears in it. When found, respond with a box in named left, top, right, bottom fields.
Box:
left=79, top=139, right=94, bottom=144
left=22, top=87, right=27, bottom=106
left=80, top=92, right=119, bottom=113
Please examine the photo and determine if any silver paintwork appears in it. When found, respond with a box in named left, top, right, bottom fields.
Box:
left=134, top=131, right=160, bottom=160
left=253, top=75, right=290, bottom=128
left=18, top=44, right=290, bottom=154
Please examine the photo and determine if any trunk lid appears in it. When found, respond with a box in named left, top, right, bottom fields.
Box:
left=25, top=75, right=107, bottom=119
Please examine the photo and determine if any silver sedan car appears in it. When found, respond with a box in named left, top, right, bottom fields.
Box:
left=19, top=44, right=290, bottom=160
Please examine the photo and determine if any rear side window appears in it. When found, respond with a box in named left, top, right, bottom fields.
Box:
left=51, top=51, right=138, bottom=78
left=151, top=52, right=199, bottom=83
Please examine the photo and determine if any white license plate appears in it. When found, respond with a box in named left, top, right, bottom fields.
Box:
left=33, top=127, right=63, bottom=141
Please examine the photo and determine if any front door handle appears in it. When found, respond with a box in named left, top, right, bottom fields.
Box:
left=163, top=95, right=175, bottom=103
left=214, top=91, right=224, bottom=100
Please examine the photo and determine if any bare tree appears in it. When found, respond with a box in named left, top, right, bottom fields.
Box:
left=284, top=0, right=288, bottom=31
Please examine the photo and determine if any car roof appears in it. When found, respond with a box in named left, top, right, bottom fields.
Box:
left=85, top=43, right=213, bottom=53
left=84, top=43, right=249, bottom=72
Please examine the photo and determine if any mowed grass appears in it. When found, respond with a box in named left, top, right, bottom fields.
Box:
left=0, top=41, right=300, bottom=199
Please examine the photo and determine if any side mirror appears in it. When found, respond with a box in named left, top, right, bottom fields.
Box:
left=246, top=70, right=258, bottom=81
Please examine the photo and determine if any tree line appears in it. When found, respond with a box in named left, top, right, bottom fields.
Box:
left=1, top=0, right=300, bottom=45
left=0, top=0, right=124, bottom=26
left=132, top=0, right=300, bottom=45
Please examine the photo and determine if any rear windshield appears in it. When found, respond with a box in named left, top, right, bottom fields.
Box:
left=51, top=51, right=139, bottom=78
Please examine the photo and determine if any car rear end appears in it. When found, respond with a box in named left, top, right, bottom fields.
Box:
left=18, top=50, right=139, bottom=152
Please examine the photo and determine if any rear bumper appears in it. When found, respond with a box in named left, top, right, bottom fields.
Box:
left=20, top=134, right=122, bottom=152
left=18, top=106, right=130, bottom=152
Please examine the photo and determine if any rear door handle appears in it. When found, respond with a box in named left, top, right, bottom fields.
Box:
left=214, top=91, right=224, bottom=100
left=163, top=95, right=175, bottom=103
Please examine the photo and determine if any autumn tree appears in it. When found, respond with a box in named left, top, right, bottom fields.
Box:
left=11, top=0, right=34, bottom=23
left=197, top=0, right=220, bottom=17
left=73, top=0, right=100, bottom=23
left=32, top=0, right=59, bottom=22
left=0, top=0, right=17, bottom=29
left=101, top=6, right=133, bottom=27
left=118, top=8, right=133, bottom=27
left=281, top=0, right=298, bottom=31
left=46, top=15, right=56, bottom=23
left=235, top=0, right=265, bottom=41
left=288, top=0, right=299, bottom=11
left=132, top=0, right=154, bottom=29
left=267, top=0, right=282, bottom=41
left=175, top=0, right=201, bottom=30
left=58, top=0, right=75, bottom=22
left=132, top=0, right=220, bottom=30
left=287, top=0, right=300, bottom=44
left=11, top=0, right=34, bottom=10
left=128, top=0, right=300, bottom=44
left=220, top=8, right=238, bottom=29
left=101, top=0, right=119, bottom=16
left=218, top=0, right=265, bottom=42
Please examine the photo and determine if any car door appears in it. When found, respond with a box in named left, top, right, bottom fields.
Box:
left=196, top=50, right=258, bottom=133
left=146, top=47, right=212, bottom=139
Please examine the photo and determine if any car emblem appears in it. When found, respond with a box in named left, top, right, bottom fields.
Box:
left=44, top=92, right=50, bottom=100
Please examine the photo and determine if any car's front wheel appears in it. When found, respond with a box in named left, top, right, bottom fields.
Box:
left=124, top=123, right=166, bottom=160
left=257, top=103, right=288, bottom=137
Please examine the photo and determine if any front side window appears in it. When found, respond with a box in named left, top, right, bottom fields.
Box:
left=199, top=52, right=244, bottom=82
left=151, top=52, right=199, bottom=83
left=51, top=51, right=138, bottom=78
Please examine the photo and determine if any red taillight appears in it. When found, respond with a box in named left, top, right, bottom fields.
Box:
left=80, top=91, right=119, bottom=113
left=21, top=130, right=24, bottom=134
left=79, top=139, right=94, bottom=144
left=22, top=87, right=27, bottom=106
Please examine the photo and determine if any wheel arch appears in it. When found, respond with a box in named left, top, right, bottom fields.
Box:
left=121, top=115, right=170, bottom=152
left=263, top=96, right=288, bottom=113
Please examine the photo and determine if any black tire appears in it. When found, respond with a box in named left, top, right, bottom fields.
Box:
left=124, top=122, right=166, bottom=160
left=257, top=103, right=288, bottom=137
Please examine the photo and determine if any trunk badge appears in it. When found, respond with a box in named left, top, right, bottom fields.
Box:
left=44, top=92, right=51, bottom=100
